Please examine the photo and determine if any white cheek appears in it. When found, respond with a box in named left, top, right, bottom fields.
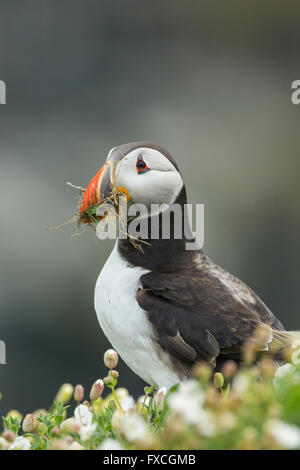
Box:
left=117, top=170, right=183, bottom=206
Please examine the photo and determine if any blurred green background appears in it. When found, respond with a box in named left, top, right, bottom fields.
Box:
left=0, top=0, right=300, bottom=416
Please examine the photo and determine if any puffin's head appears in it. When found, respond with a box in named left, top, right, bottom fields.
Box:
left=79, top=142, right=183, bottom=223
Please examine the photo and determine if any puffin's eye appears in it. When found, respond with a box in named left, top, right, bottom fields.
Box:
left=136, top=155, right=150, bottom=174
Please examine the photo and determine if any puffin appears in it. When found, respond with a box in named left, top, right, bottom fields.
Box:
left=79, top=142, right=298, bottom=389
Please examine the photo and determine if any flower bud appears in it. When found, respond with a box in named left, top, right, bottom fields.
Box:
left=90, top=379, right=104, bottom=401
left=32, top=408, right=48, bottom=419
left=213, top=372, right=224, bottom=390
left=74, top=384, right=84, bottom=403
left=22, top=414, right=35, bottom=433
left=104, top=376, right=114, bottom=386
left=154, top=387, right=167, bottom=412
left=52, top=427, right=61, bottom=436
left=55, top=383, right=74, bottom=404
left=108, top=370, right=119, bottom=379
left=2, top=430, right=15, bottom=442
left=6, top=409, right=23, bottom=422
left=104, top=349, right=118, bottom=369
left=60, top=418, right=80, bottom=434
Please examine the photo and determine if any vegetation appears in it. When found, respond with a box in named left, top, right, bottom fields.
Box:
left=1, top=347, right=300, bottom=450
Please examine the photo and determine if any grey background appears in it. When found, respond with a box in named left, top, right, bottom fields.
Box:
left=0, top=0, right=300, bottom=416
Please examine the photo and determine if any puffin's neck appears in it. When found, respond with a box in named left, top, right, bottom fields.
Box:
left=117, top=186, right=201, bottom=271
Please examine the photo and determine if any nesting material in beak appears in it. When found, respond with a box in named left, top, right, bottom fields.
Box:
left=47, top=158, right=145, bottom=251
left=79, top=161, right=131, bottom=227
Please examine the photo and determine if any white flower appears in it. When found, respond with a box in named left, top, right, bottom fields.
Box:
left=98, top=438, right=123, bottom=450
left=115, top=387, right=129, bottom=400
left=168, top=380, right=204, bottom=425
left=9, top=436, right=31, bottom=450
left=267, top=420, right=300, bottom=449
left=79, top=423, right=97, bottom=441
left=121, top=395, right=136, bottom=413
left=168, top=380, right=208, bottom=431
left=273, top=363, right=294, bottom=388
left=120, top=413, right=148, bottom=442
left=74, top=404, right=93, bottom=426
left=74, top=404, right=96, bottom=441
left=154, top=387, right=167, bottom=412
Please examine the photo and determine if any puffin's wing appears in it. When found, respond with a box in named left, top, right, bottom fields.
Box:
left=137, top=289, right=220, bottom=363
left=136, top=269, right=278, bottom=365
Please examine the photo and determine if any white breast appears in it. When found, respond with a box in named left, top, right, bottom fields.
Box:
left=94, top=243, right=181, bottom=388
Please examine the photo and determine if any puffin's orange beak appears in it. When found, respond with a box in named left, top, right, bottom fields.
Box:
left=79, top=162, right=111, bottom=223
